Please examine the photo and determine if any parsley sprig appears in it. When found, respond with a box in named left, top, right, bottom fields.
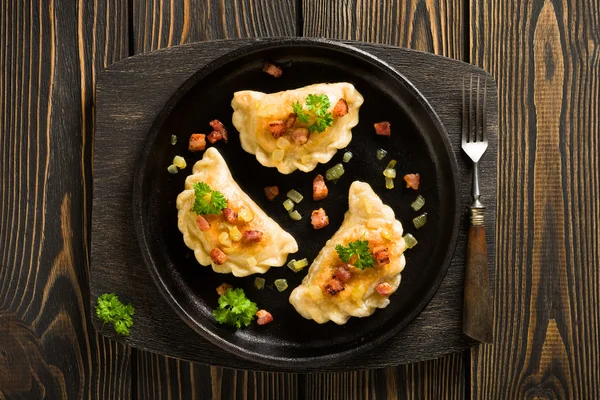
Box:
left=192, top=182, right=227, bottom=215
left=95, top=293, right=135, bottom=336
left=213, top=288, right=258, bottom=328
left=335, top=239, right=375, bottom=270
left=292, top=94, right=334, bottom=133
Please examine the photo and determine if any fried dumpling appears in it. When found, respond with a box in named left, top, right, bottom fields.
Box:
left=232, top=83, right=364, bottom=174
left=176, top=148, right=298, bottom=277
left=289, top=181, right=406, bottom=324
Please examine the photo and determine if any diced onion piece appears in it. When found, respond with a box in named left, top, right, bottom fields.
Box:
left=274, top=279, right=288, bottom=292
left=308, top=285, right=324, bottom=300
left=301, top=155, right=312, bottom=164
left=173, top=156, right=187, bottom=169
left=351, top=284, right=366, bottom=299
left=218, top=232, right=231, bottom=246
left=325, top=163, right=345, bottom=181
left=363, top=199, right=373, bottom=214
left=239, top=208, right=254, bottom=222
left=283, top=199, right=295, bottom=211
left=287, top=189, right=304, bottom=203
left=272, top=149, right=285, bottom=162
left=367, top=219, right=381, bottom=229
left=229, top=226, right=242, bottom=241
left=287, top=259, right=297, bottom=272
left=293, top=258, right=309, bottom=271
left=221, top=247, right=234, bottom=254
left=246, top=256, right=257, bottom=267
left=376, top=149, right=387, bottom=160
left=170, top=135, right=177, bottom=145
left=254, top=277, right=265, bottom=290
left=289, top=210, right=302, bottom=221
left=381, top=230, right=393, bottom=240
left=385, top=177, right=394, bottom=189
left=386, top=159, right=397, bottom=169
left=167, top=164, right=178, bottom=174
left=343, top=151, right=353, bottom=163
left=413, top=213, right=427, bottom=229
left=411, top=195, right=425, bottom=211
left=276, top=137, right=290, bottom=149
left=403, top=233, right=418, bottom=248
left=383, top=168, right=397, bottom=178
left=219, top=222, right=233, bottom=231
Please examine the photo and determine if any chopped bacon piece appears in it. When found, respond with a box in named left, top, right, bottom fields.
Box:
left=403, top=173, right=420, bottom=190
left=210, top=248, right=228, bottom=265
left=312, top=174, right=328, bottom=201
left=222, top=207, right=238, bottom=223
left=324, top=278, right=344, bottom=295
left=264, top=186, right=279, bottom=201
left=256, top=309, right=274, bottom=325
left=374, top=121, right=391, bottom=137
left=242, top=230, right=263, bottom=243
left=268, top=120, right=286, bottom=138
left=216, top=282, right=232, bottom=296
left=332, top=264, right=352, bottom=283
left=263, top=61, right=283, bottom=78
left=209, top=119, right=228, bottom=142
left=311, top=208, right=329, bottom=230
left=196, top=215, right=210, bottom=231
left=373, top=246, right=390, bottom=266
left=188, top=133, right=206, bottom=151
left=291, top=127, right=309, bottom=145
left=376, top=282, right=394, bottom=296
left=332, top=98, right=349, bottom=117
left=207, top=130, right=223, bottom=144
left=286, top=113, right=297, bottom=128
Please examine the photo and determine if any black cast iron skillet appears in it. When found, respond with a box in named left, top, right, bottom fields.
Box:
left=133, top=38, right=460, bottom=368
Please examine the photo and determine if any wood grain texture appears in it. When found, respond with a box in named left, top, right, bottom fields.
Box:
left=303, top=0, right=463, bottom=59
left=470, top=0, right=600, bottom=398
left=0, top=0, right=131, bottom=398
left=132, top=0, right=297, bottom=53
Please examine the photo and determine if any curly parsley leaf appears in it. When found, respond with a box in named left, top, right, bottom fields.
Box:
left=213, top=288, right=258, bottom=328
left=291, top=94, right=334, bottom=133
left=192, top=182, right=227, bottom=215
left=335, top=239, right=375, bottom=270
left=95, top=293, right=135, bottom=336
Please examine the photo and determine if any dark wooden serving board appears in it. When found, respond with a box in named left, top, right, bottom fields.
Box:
left=90, top=38, right=498, bottom=373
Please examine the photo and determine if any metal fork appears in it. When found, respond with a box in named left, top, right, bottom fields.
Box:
left=461, top=75, right=494, bottom=344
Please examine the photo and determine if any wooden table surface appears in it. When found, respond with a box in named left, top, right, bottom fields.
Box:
left=0, top=0, right=598, bottom=399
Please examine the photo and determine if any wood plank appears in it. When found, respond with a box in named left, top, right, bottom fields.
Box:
left=0, top=0, right=131, bottom=398
left=302, top=0, right=466, bottom=397
left=130, top=1, right=298, bottom=398
left=470, top=0, right=600, bottom=398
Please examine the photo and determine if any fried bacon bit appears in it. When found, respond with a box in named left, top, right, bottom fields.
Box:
left=376, top=282, right=394, bottom=296
left=373, top=246, right=390, bottom=266
left=332, top=98, right=349, bottom=117
left=374, top=121, right=391, bottom=137
left=268, top=120, right=286, bottom=138
left=332, top=264, right=352, bottom=283
left=210, top=248, right=228, bottom=265
left=291, top=127, right=309, bottom=145
left=196, top=215, right=210, bottom=231
left=207, top=130, right=223, bottom=144
left=403, top=173, right=420, bottom=190
left=264, top=185, right=279, bottom=201
left=222, top=207, right=238, bottom=223
left=311, top=208, right=329, bottom=230
left=263, top=61, right=283, bottom=78
left=216, top=282, right=232, bottom=296
left=312, top=174, right=328, bottom=201
left=324, top=278, right=344, bottom=295
left=286, top=113, right=297, bottom=128
left=256, top=309, right=274, bottom=325
left=188, top=133, right=207, bottom=151
left=209, top=119, right=228, bottom=143
left=242, top=230, right=263, bottom=243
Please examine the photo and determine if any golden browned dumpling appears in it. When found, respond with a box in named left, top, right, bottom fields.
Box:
left=232, top=83, right=363, bottom=174
left=176, top=148, right=298, bottom=277
left=289, top=181, right=406, bottom=324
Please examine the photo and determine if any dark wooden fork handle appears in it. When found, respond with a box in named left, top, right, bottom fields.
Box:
left=463, top=223, right=494, bottom=343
